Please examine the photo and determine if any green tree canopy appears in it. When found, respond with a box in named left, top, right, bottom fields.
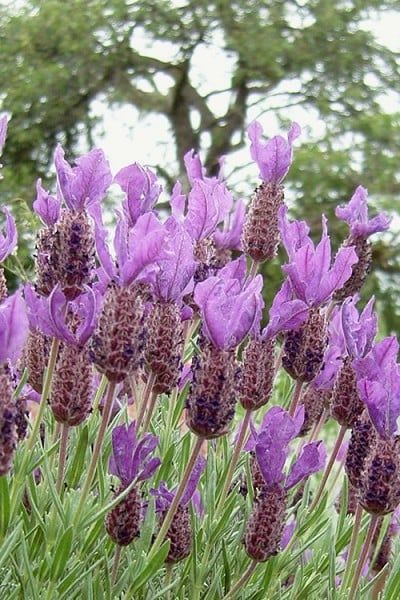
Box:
left=1, top=0, right=400, bottom=326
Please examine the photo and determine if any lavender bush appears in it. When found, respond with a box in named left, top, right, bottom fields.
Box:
left=1, top=112, right=400, bottom=599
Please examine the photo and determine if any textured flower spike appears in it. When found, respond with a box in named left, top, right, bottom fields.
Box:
left=151, top=456, right=206, bottom=563
left=186, top=258, right=263, bottom=438
left=242, top=121, right=301, bottom=263
left=244, top=406, right=325, bottom=562
left=114, top=162, right=161, bottom=227
left=334, top=186, right=390, bottom=301
left=144, top=218, right=195, bottom=393
left=106, top=423, right=160, bottom=546
left=330, top=297, right=378, bottom=429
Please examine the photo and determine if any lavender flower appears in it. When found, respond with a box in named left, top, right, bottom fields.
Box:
left=0, top=208, right=18, bottom=302
left=114, top=162, right=161, bottom=227
left=334, top=186, right=390, bottom=300
left=242, top=121, right=300, bottom=263
left=106, top=423, right=160, bottom=546
left=151, top=456, right=206, bottom=563
left=244, top=406, right=325, bottom=561
left=186, top=258, right=263, bottom=438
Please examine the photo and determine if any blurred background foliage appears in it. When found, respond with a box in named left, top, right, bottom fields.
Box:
left=1, top=0, right=400, bottom=329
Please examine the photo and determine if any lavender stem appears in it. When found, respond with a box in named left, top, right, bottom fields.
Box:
left=222, top=560, right=257, bottom=600
left=340, top=502, right=363, bottom=592
left=309, top=425, right=346, bottom=512
left=288, top=380, right=303, bottom=417
left=56, top=423, right=69, bottom=494
left=349, top=514, right=380, bottom=600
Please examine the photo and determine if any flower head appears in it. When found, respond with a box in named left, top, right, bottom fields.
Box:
left=54, top=144, right=112, bottom=211
left=248, top=121, right=301, bottom=183
left=280, top=206, right=358, bottom=306
left=336, top=186, right=390, bottom=239
left=194, top=256, right=264, bottom=349
left=109, top=422, right=160, bottom=488
left=114, top=163, right=161, bottom=226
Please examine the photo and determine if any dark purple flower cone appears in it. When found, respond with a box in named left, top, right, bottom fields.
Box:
left=239, top=337, right=275, bottom=411
left=250, top=451, right=265, bottom=497
left=35, top=210, right=95, bottom=300
left=23, top=330, right=51, bottom=393
left=242, top=182, right=284, bottom=263
left=244, top=483, right=287, bottom=562
left=298, top=386, right=328, bottom=437
left=15, top=395, right=29, bottom=441
left=185, top=339, right=239, bottom=439
left=145, top=301, right=184, bottom=394
left=334, top=237, right=372, bottom=302
left=90, top=282, right=146, bottom=383
left=105, top=484, right=142, bottom=546
left=50, top=343, right=92, bottom=426
left=282, top=307, right=327, bottom=383
left=0, top=365, right=17, bottom=476
left=359, top=437, right=400, bottom=516
left=331, top=357, right=365, bottom=428
left=345, top=412, right=377, bottom=490
left=0, top=267, right=7, bottom=303
left=162, top=504, right=192, bottom=563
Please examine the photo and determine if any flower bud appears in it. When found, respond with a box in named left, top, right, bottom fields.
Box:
left=359, top=437, right=400, bottom=516
left=163, top=504, right=192, bottom=563
left=242, top=183, right=284, bottom=263
left=185, top=339, right=239, bottom=439
left=282, top=308, right=327, bottom=383
left=238, top=337, right=275, bottom=411
left=105, top=485, right=142, bottom=546
left=345, top=412, right=377, bottom=490
left=245, top=483, right=287, bottom=562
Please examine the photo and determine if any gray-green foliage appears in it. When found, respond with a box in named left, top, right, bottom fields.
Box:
left=1, top=0, right=400, bottom=326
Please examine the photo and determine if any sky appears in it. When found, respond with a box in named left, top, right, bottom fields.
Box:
left=88, top=7, right=400, bottom=202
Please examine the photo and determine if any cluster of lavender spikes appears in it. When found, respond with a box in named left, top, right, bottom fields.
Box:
left=0, top=110, right=399, bottom=598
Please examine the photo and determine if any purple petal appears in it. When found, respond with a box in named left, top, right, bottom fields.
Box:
left=109, top=423, right=137, bottom=485
left=33, top=179, right=61, bottom=226
left=279, top=204, right=310, bottom=260
left=74, top=286, right=99, bottom=345
left=0, top=114, right=8, bottom=155
left=0, top=208, right=17, bottom=262
left=48, top=286, right=75, bottom=344
left=55, top=144, right=112, bottom=211
left=114, top=162, right=161, bottom=226
left=263, top=281, right=309, bottom=339
left=170, top=181, right=186, bottom=221
left=336, top=186, right=391, bottom=238
left=281, top=518, right=296, bottom=549
left=184, top=149, right=205, bottom=184
left=120, top=213, right=166, bottom=285
left=358, top=378, right=388, bottom=438
left=213, top=200, right=246, bottom=250
left=181, top=456, right=207, bottom=506
left=185, top=180, right=232, bottom=241
left=316, top=246, right=358, bottom=304
left=0, top=290, right=29, bottom=363
left=248, top=121, right=300, bottom=183
left=89, top=204, right=117, bottom=280
left=137, top=457, right=161, bottom=482
left=285, top=441, right=326, bottom=489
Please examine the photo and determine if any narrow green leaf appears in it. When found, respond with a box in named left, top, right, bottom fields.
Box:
left=50, top=526, right=74, bottom=581
left=0, top=476, right=10, bottom=536
left=68, top=425, right=88, bottom=489
left=128, top=542, right=170, bottom=593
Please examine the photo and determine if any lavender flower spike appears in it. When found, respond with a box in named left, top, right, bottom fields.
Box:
left=106, top=422, right=160, bottom=546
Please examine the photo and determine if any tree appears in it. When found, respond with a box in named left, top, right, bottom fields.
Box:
left=1, top=0, right=400, bottom=326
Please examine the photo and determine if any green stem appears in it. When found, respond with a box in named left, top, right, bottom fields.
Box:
left=149, top=436, right=204, bottom=559
left=309, top=425, right=346, bottom=512
left=111, top=545, right=122, bottom=586
left=349, top=514, right=380, bottom=600
left=163, top=388, right=178, bottom=454
left=288, top=380, right=303, bottom=417
left=136, top=373, right=156, bottom=431
left=222, top=560, right=257, bottom=600
left=340, top=503, right=363, bottom=592
left=56, top=424, right=69, bottom=495
left=216, top=409, right=251, bottom=515
left=74, top=381, right=116, bottom=521
left=91, top=374, right=108, bottom=412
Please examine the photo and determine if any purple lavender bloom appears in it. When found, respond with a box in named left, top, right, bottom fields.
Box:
left=0, top=290, right=29, bottom=363
left=0, top=208, right=17, bottom=262
left=114, top=163, right=162, bottom=226
left=247, top=406, right=326, bottom=489
left=149, top=217, right=196, bottom=302
left=0, top=114, right=8, bottom=156
left=247, top=121, right=301, bottom=183
left=280, top=206, right=358, bottom=306
left=109, top=422, right=161, bottom=487
left=336, top=186, right=391, bottom=239
left=183, top=149, right=224, bottom=185
left=213, top=200, right=246, bottom=251
left=261, top=280, right=309, bottom=341
left=93, top=208, right=166, bottom=287
left=194, top=256, right=264, bottom=349
left=184, top=179, right=233, bottom=242
left=170, top=181, right=186, bottom=222
left=24, top=284, right=98, bottom=346
left=54, top=144, right=112, bottom=211
left=151, top=455, right=206, bottom=515
left=33, top=179, right=61, bottom=226
left=281, top=518, right=296, bottom=550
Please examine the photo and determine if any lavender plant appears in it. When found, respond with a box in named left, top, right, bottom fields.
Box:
left=1, top=110, right=400, bottom=600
